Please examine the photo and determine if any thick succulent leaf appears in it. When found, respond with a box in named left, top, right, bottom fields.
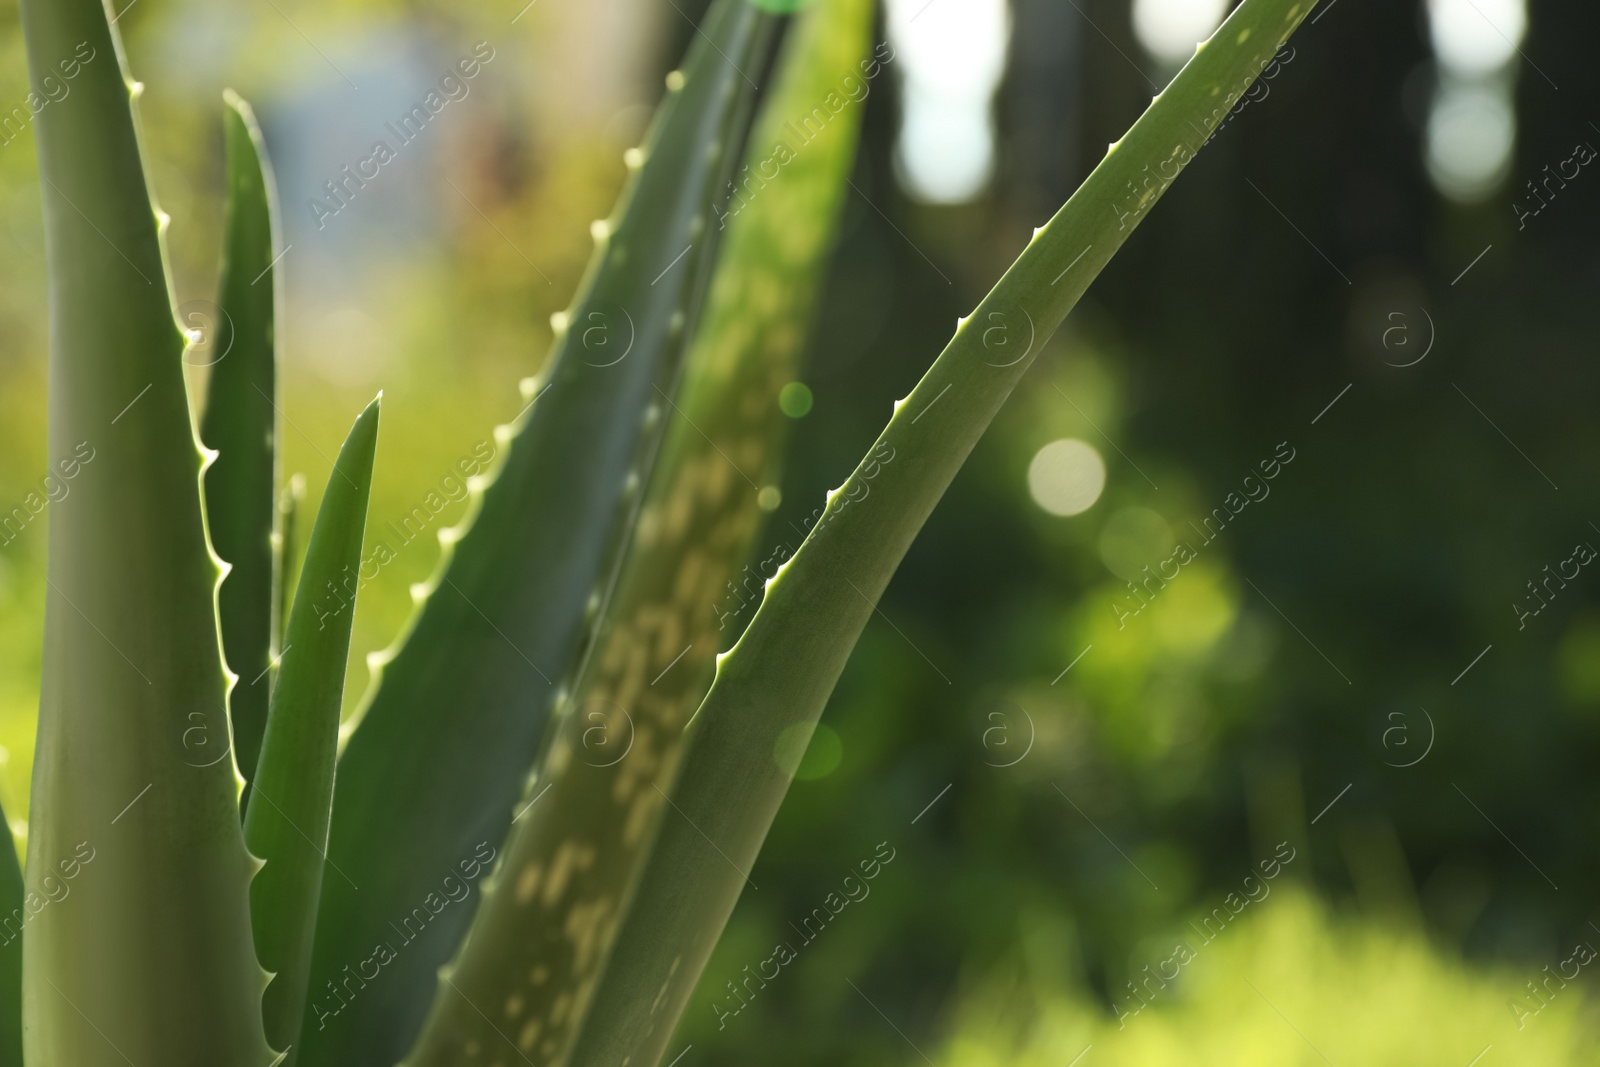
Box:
left=19, top=1, right=272, bottom=1064
left=245, top=398, right=380, bottom=1060
left=298, top=3, right=779, bottom=1064
left=563, top=3, right=1321, bottom=1066
left=200, top=90, right=282, bottom=801
left=401, top=0, right=870, bottom=1062
left=274, top=473, right=306, bottom=666
left=0, top=801, right=21, bottom=1067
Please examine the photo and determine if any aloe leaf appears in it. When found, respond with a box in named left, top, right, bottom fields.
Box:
left=563, top=3, right=1319, bottom=1065
left=274, top=473, right=306, bottom=668
left=0, top=801, right=21, bottom=1067
left=201, top=90, right=282, bottom=800
left=245, top=398, right=380, bottom=1059
left=299, top=4, right=779, bottom=1064
left=401, top=0, right=869, bottom=1062
left=20, top=1, right=272, bottom=1064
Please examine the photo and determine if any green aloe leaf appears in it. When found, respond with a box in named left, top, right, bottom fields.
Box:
left=564, top=3, right=1319, bottom=1066
left=401, top=0, right=870, bottom=1062
left=300, top=3, right=779, bottom=1064
left=20, top=1, right=272, bottom=1064
left=200, top=90, right=282, bottom=801
left=274, top=473, right=306, bottom=667
left=0, top=800, right=21, bottom=1067
left=245, top=398, right=380, bottom=1060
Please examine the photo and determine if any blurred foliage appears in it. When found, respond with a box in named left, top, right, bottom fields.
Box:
left=2, top=0, right=1600, bottom=1061
left=942, top=888, right=1600, bottom=1065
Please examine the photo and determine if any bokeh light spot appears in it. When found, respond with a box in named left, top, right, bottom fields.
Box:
left=1098, top=506, right=1175, bottom=580
left=1132, top=0, right=1229, bottom=67
left=779, top=381, right=814, bottom=418
left=886, top=0, right=1010, bottom=203
left=774, top=722, right=842, bottom=780
left=1426, top=79, right=1514, bottom=203
left=1427, top=0, right=1525, bottom=76
left=1028, top=439, right=1106, bottom=517
left=1559, top=615, right=1600, bottom=711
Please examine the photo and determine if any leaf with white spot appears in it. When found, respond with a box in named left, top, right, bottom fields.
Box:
left=400, top=0, right=872, bottom=1062
left=565, top=4, right=1321, bottom=1066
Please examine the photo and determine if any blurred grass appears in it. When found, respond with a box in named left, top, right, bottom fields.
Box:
left=941, top=888, right=1600, bottom=1066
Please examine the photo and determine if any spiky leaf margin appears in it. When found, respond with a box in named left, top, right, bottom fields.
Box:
left=246, top=397, right=380, bottom=1060
left=21, top=1, right=271, bottom=1063
left=402, top=0, right=873, bottom=1060
left=201, top=90, right=281, bottom=802
left=299, top=4, right=780, bottom=1064
left=564, top=4, right=1322, bottom=1066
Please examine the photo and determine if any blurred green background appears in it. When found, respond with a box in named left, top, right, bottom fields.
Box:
left=3, top=0, right=1599, bottom=1062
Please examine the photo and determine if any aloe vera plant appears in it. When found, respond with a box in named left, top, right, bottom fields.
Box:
left=24, top=0, right=271, bottom=1058
left=404, top=0, right=874, bottom=1061
left=201, top=93, right=282, bottom=804
left=11, top=0, right=1318, bottom=1063
left=299, top=4, right=784, bottom=1062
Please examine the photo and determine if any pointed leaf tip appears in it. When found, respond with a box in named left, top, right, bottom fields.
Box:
left=246, top=398, right=380, bottom=1052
